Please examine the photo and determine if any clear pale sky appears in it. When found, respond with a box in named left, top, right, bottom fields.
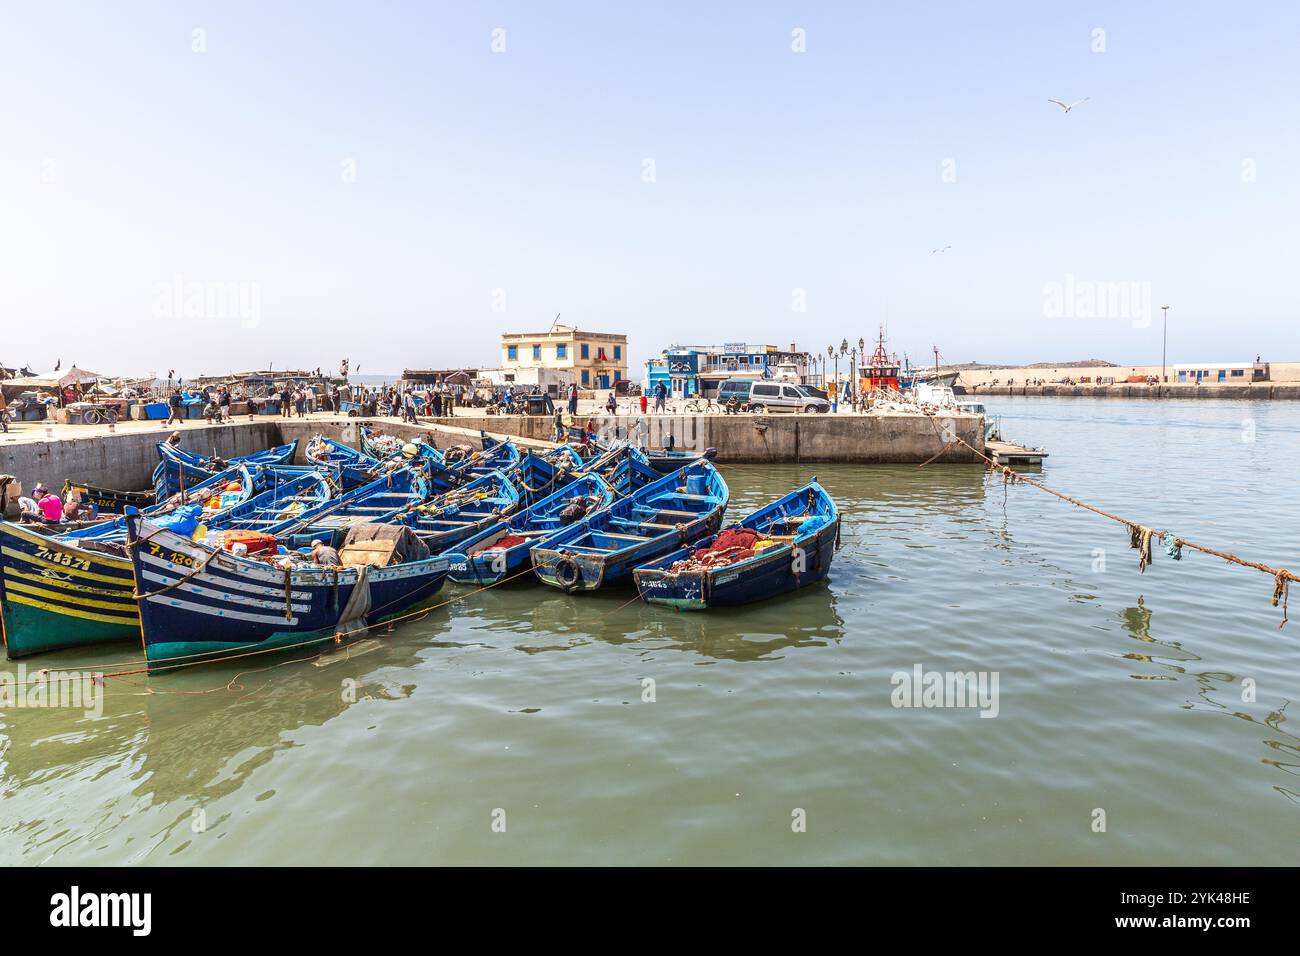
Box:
left=2, top=1, right=1295, bottom=378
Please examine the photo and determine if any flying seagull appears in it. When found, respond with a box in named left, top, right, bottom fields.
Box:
left=1048, top=98, right=1089, bottom=114
left=931, top=245, right=951, bottom=255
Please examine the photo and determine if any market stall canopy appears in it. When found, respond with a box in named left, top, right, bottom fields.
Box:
left=5, top=367, right=101, bottom=389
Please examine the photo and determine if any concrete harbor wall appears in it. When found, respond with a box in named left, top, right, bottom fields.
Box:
left=416, top=413, right=986, bottom=465
left=0, top=422, right=283, bottom=494
left=969, top=382, right=1300, bottom=400
left=0, top=411, right=984, bottom=493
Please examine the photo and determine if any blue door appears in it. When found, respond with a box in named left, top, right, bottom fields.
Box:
left=1218, top=369, right=1226, bottom=382
left=599, top=375, right=610, bottom=390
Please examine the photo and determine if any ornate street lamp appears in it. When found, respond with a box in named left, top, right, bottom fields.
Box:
left=829, top=345, right=838, bottom=412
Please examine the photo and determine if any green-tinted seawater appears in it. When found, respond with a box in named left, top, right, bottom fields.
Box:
left=2, top=397, right=1297, bottom=864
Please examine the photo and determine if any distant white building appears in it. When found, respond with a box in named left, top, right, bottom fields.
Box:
left=1173, top=361, right=1269, bottom=384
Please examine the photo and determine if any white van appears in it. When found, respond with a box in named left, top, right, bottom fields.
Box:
left=747, top=381, right=830, bottom=413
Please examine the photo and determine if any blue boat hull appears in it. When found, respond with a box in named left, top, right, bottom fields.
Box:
left=634, top=520, right=837, bottom=609
left=125, top=516, right=450, bottom=671
left=532, top=463, right=729, bottom=592
left=154, top=440, right=299, bottom=499
left=445, top=474, right=614, bottom=584
left=632, top=479, right=840, bottom=609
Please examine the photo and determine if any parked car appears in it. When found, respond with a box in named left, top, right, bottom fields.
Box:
left=747, top=381, right=830, bottom=413
left=717, top=378, right=756, bottom=406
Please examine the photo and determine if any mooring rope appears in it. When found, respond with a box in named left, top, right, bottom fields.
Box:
left=925, top=419, right=1297, bottom=628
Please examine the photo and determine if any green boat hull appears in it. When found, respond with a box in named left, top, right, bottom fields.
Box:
left=0, top=522, right=140, bottom=659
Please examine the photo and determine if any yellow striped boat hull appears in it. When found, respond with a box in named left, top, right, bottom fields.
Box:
left=0, top=521, right=140, bottom=658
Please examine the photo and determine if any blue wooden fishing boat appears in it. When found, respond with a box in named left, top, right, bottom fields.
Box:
left=357, top=424, right=424, bottom=462
left=449, top=437, right=520, bottom=478
left=542, top=444, right=586, bottom=469
left=575, top=430, right=717, bottom=474
left=271, top=469, right=431, bottom=548
left=632, top=480, right=839, bottom=609
left=0, top=468, right=329, bottom=658
left=153, top=440, right=299, bottom=499
left=576, top=443, right=661, bottom=495
left=123, top=511, right=450, bottom=672
left=643, top=445, right=718, bottom=474
left=393, top=470, right=522, bottom=553
left=197, top=471, right=334, bottom=538
left=62, top=464, right=260, bottom=543
left=506, top=451, right=590, bottom=505
left=357, top=427, right=461, bottom=491
left=63, top=480, right=153, bottom=515
left=444, top=474, right=615, bottom=584
left=532, top=462, right=728, bottom=591
left=303, top=434, right=385, bottom=489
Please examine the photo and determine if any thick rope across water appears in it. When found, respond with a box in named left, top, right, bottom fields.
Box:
left=922, top=418, right=1297, bottom=628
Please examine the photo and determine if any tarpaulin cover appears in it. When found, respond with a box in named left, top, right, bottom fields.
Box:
left=152, top=504, right=203, bottom=537
left=339, top=522, right=430, bottom=566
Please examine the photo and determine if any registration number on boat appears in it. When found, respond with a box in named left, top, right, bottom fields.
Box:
left=147, top=542, right=196, bottom=568
left=34, top=545, right=91, bottom=572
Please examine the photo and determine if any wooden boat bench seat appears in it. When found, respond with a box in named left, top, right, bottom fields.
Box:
left=642, top=508, right=697, bottom=519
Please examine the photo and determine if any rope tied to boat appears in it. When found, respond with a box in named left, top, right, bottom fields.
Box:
left=131, top=544, right=222, bottom=599
left=283, top=566, right=294, bottom=620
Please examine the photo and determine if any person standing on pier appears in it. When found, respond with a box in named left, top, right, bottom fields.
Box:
left=218, top=387, right=231, bottom=422
left=567, top=381, right=578, bottom=418
left=166, top=388, right=184, bottom=425
left=653, top=380, right=667, bottom=413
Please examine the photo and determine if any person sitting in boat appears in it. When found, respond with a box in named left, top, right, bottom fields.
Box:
left=63, top=494, right=95, bottom=522
left=16, top=491, right=42, bottom=523
left=35, top=485, right=65, bottom=524
left=309, top=539, right=342, bottom=567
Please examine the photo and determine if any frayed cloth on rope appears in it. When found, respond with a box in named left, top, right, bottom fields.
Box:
left=1272, top=571, right=1290, bottom=629
left=1128, top=524, right=1155, bottom=573
left=1164, top=534, right=1183, bottom=560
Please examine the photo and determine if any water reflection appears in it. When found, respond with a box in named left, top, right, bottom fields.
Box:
left=0, top=634, right=432, bottom=856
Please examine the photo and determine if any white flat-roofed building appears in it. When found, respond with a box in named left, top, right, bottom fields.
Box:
left=1173, top=361, right=1270, bottom=384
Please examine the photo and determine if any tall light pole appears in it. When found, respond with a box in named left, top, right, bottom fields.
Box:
left=839, top=339, right=849, bottom=409
left=850, top=344, right=858, bottom=407
left=1161, top=305, right=1169, bottom=386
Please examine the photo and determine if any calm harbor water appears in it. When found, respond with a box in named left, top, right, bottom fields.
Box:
left=2, top=397, right=1298, bottom=865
